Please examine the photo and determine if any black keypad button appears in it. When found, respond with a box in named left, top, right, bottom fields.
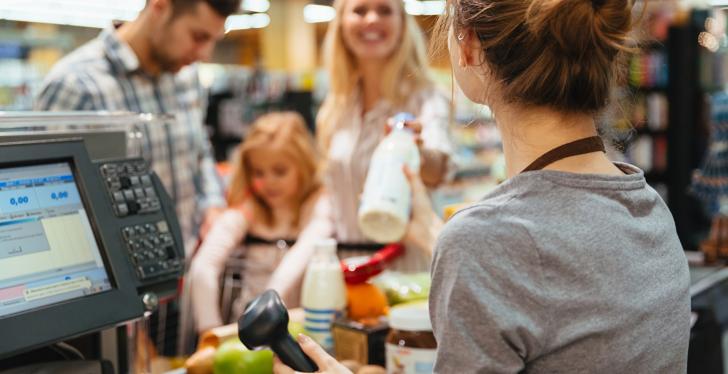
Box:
left=127, top=201, right=140, bottom=214
left=165, top=246, right=177, bottom=260
left=120, top=176, right=132, bottom=189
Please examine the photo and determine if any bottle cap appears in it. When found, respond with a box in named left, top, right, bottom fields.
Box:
left=389, top=302, right=432, bottom=332
left=389, top=112, right=416, bottom=131
left=314, top=238, right=338, bottom=255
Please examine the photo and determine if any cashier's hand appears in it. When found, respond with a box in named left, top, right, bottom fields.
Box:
left=273, top=334, right=352, bottom=374
left=402, top=166, right=443, bottom=258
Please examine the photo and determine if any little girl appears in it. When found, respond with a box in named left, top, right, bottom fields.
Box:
left=189, top=112, right=322, bottom=333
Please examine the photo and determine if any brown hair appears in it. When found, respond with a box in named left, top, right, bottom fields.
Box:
left=436, top=0, right=635, bottom=113
left=166, top=0, right=241, bottom=17
left=227, top=112, right=321, bottom=228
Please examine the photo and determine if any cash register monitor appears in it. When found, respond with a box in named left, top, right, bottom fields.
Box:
left=0, top=140, right=143, bottom=359
left=0, top=162, right=112, bottom=318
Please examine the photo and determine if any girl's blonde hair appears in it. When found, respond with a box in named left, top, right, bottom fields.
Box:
left=316, top=0, right=433, bottom=152
left=228, top=112, right=320, bottom=228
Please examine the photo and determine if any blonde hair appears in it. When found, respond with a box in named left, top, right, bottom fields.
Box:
left=316, top=0, right=433, bottom=152
left=227, top=112, right=320, bottom=228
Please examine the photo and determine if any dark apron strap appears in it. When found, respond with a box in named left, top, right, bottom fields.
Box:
left=243, top=235, right=384, bottom=253
left=244, top=235, right=296, bottom=248
left=521, top=136, right=606, bottom=173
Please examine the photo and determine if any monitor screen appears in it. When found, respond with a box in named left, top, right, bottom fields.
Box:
left=0, top=162, right=112, bottom=319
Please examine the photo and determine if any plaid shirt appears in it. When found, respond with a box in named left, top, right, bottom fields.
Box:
left=34, top=27, right=226, bottom=253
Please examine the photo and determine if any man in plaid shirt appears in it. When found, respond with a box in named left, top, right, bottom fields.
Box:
left=35, top=0, right=241, bottom=254
left=35, top=0, right=243, bottom=354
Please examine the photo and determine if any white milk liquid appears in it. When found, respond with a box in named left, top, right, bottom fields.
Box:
left=358, top=129, right=421, bottom=243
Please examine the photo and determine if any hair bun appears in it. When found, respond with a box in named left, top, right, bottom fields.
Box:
left=442, top=0, right=634, bottom=112
left=526, top=0, right=632, bottom=59
left=592, top=0, right=607, bottom=10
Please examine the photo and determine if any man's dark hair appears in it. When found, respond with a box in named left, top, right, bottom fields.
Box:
left=171, top=0, right=241, bottom=17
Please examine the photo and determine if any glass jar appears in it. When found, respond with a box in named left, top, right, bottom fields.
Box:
left=385, top=302, right=437, bottom=373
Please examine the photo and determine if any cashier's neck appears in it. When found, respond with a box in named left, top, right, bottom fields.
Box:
left=116, top=18, right=162, bottom=77
left=494, top=103, right=623, bottom=178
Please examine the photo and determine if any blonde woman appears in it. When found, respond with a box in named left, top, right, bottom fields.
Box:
left=189, top=112, right=323, bottom=333
left=267, top=0, right=455, bottom=303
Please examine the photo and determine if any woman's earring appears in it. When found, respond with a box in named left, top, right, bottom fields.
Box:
left=457, top=33, right=465, bottom=41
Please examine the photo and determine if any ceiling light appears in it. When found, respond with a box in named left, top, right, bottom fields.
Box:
left=225, top=13, right=270, bottom=32
left=241, top=0, right=270, bottom=13
left=404, top=0, right=445, bottom=16
left=303, top=4, right=336, bottom=23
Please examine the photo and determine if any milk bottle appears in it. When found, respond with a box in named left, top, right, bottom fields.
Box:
left=358, top=113, right=421, bottom=243
left=301, top=238, right=346, bottom=351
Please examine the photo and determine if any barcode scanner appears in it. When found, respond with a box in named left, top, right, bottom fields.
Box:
left=237, top=289, right=318, bottom=372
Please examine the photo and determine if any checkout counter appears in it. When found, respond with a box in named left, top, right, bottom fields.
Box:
left=0, top=112, right=186, bottom=373
left=0, top=112, right=726, bottom=373
left=689, top=264, right=728, bottom=373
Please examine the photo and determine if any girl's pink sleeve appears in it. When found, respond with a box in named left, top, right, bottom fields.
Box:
left=267, top=191, right=334, bottom=305
left=188, top=208, right=249, bottom=333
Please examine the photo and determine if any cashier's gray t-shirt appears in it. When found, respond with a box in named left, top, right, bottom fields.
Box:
left=430, top=162, right=690, bottom=373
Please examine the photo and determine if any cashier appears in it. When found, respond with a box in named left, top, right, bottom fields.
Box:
left=274, top=0, right=691, bottom=373
left=267, top=0, right=455, bottom=303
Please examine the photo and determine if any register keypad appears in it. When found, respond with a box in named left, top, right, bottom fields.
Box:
left=122, top=221, right=182, bottom=280
left=99, top=160, right=161, bottom=217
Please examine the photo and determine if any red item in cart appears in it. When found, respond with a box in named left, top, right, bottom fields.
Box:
left=340, top=244, right=405, bottom=284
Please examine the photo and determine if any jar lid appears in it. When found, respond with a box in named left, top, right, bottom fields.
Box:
left=389, top=302, right=432, bottom=332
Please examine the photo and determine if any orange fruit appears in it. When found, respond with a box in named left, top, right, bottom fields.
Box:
left=346, top=283, right=389, bottom=321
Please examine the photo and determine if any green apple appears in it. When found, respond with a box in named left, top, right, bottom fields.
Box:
left=213, top=338, right=274, bottom=374
left=288, top=320, right=306, bottom=339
